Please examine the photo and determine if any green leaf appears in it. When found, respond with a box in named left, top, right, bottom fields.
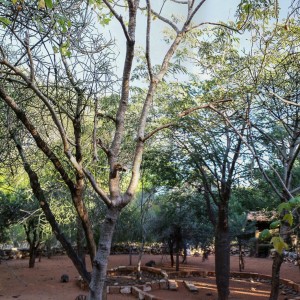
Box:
left=270, top=220, right=280, bottom=229
left=289, top=197, right=300, bottom=207
left=38, top=0, right=45, bottom=9
left=60, top=42, right=71, bottom=58
left=282, top=213, right=293, bottom=226
left=243, top=3, right=252, bottom=14
left=53, top=46, right=59, bottom=53
left=0, top=17, right=11, bottom=26
left=259, top=229, right=272, bottom=241
left=11, top=0, right=17, bottom=4
left=271, top=236, right=288, bottom=254
left=45, top=0, right=53, bottom=9
left=278, top=202, right=290, bottom=213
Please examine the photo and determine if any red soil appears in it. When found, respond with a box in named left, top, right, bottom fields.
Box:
left=0, top=254, right=299, bottom=300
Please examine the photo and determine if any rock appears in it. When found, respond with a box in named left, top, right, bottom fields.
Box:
left=168, top=279, right=178, bottom=291
left=145, top=260, right=156, bottom=267
left=184, top=281, right=198, bottom=293
left=120, top=286, right=131, bottom=294
left=143, top=285, right=152, bottom=292
left=60, top=274, right=69, bottom=283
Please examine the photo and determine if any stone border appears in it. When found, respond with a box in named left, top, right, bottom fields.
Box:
left=79, top=266, right=300, bottom=299
left=107, top=281, right=168, bottom=300
left=107, top=266, right=168, bottom=279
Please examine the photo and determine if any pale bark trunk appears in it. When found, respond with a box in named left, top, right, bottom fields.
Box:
left=137, top=240, right=145, bottom=280
left=89, top=207, right=120, bottom=300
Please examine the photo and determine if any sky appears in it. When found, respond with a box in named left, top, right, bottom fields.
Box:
left=102, top=0, right=291, bottom=79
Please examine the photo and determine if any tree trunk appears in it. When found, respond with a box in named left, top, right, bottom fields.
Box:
left=129, top=245, right=132, bottom=266
left=175, top=251, right=180, bottom=271
left=24, top=222, right=39, bottom=269
left=175, top=225, right=181, bottom=271
left=238, top=242, right=244, bottom=272
left=269, top=252, right=283, bottom=300
left=182, top=242, right=187, bottom=264
left=215, top=204, right=230, bottom=300
left=89, top=207, right=120, bottom=300
left=29, top=246, right=37, bottom=268
left=14, top=137, right=91, bottom=282
left=269, top=220, right=290, bottom=300
left=168, top=238, right=174, bottom=267
left=77, top=216, right=86, bottom=269
left=137, top=239, right=145, bottom=280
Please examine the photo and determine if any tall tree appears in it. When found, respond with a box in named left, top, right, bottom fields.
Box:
left=247, top=30, right=300, bottom=298
left=173, top=107, right=246, bottom=300
left=0, top=1, right=240, bottom=299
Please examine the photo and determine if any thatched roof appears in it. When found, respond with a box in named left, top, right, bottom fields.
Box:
left=247, top=211, right=277, bottom=222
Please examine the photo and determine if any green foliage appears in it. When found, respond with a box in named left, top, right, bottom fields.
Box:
left=269, top=220, right=280, bottom=229
left=0, top=17, right=11, bottom=27
left=259, top=229, right=272, bottom=241
left=270, top=236, right=288, bottom=254
left=229, top=212, right=256, bottom=242
left=282, top=213, right=293, bottom=226
left=149, top=189, right=214, bottom=247
left=262, top=197, right=300, bottom=254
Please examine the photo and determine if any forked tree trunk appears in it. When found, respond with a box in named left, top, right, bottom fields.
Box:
left=215, top=204, right=230, bottom=300
left=89, top=207, right=120, bottom=300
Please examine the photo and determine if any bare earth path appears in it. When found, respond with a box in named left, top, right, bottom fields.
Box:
left=0, top=254, right=299, bottom=300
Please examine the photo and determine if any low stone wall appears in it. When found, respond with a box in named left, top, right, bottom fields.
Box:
left=78, top=266, right=300, bottom=299
left=107, top=265, right=168, bottom=280
left=107, top=280, right=168, bottom=300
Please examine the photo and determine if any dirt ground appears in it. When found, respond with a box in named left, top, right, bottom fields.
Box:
left=0, top=253, right=299, bottom=300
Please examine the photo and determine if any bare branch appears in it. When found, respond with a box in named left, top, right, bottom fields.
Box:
left=97, top=112, right=117, bottom=123
left=190, top=21, right=240, bottom=33
left=0, top=46, right=6, bottom=60
left=250, top=121, right=287, bottom=160
left=186, top=0, right=207, bottom=25
left=97, top=138, right=110, bottom=156
left=24, top=32, right=35, bottom=82
left=93, top=98, right=99, bottom=162
left=171, top=0, right=188, bottom=3
left=0, top=85, right=76, bottom=193
left=142, top=99, right=231, bottom=142
left=174, top=135, right=219, bottom=205
left=270, top=91, right=300, bottom=107
left=210, top=105, right=294, bottom=199
left=61, top=54, right=80, bottom=93
left=150, top=9, right=179, bottom=33
left=102, top=0, right=131, bottom=42
left=145, top=0, right=153, bottom=80
left=0, top=60, right=83, bottom=174
left=10, top=131, right=91, bottom=283
left=83, top=168, right=112, bottom=207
